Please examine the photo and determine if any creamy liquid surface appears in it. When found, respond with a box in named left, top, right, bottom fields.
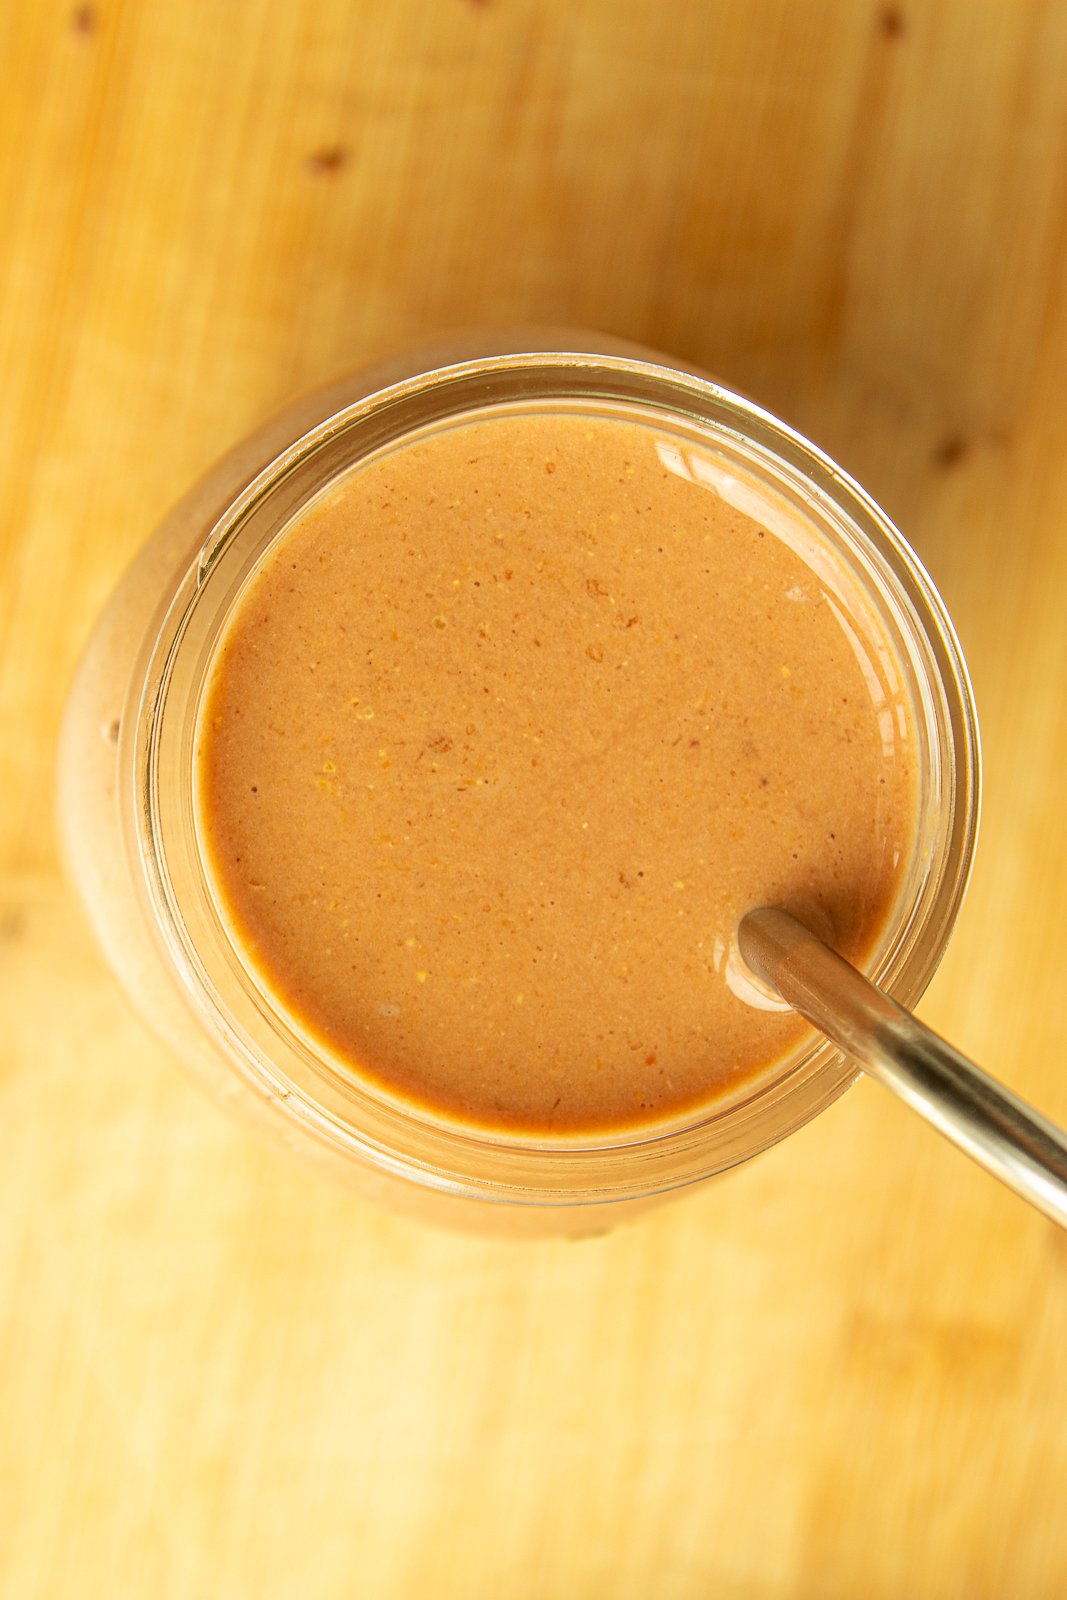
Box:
left=196, top=412, right=917, bottom=1135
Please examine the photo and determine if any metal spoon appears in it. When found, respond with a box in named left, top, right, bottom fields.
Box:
left=738, top=907, right=1067, bottom=1229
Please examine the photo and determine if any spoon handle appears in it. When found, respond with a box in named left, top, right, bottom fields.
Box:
left=738, top=907, right=1067, bottom=1229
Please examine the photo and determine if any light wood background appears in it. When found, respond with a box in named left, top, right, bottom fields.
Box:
left=4, top=2, right=1067, bottom=1595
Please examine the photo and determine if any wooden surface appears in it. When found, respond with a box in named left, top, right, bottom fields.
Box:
left=4, top=2, right=1067, bottom=1594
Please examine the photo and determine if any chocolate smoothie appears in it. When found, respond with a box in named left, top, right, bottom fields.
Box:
left=195, top=410, right=917, bottom=1136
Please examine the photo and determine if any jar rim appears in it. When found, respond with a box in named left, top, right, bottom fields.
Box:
left=121, top=349, right=980, bottom=1205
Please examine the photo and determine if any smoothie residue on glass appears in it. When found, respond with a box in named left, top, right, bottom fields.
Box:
left=194, top=411, right=917, bottom=1135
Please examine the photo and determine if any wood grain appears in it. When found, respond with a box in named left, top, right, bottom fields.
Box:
left=3, top=2, right=1067, bottom=1595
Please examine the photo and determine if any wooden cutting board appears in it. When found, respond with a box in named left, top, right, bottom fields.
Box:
left=3, top=2, right=1067, bottom=1594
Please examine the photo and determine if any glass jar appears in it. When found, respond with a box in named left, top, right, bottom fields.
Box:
left=56, top=330, right=979, bottom=1236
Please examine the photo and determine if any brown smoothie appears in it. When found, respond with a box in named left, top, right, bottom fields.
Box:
left=194, top=410, right=917, bottom=1136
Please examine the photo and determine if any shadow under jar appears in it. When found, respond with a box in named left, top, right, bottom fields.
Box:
left=57, top=330, right=979, bottom=1237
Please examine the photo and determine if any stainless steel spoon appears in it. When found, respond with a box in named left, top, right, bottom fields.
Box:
left=738, top=907, right=1067, bottom=1229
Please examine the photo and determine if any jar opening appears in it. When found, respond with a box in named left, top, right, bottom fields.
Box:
left=125, top=355, right=979, bottom=1202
